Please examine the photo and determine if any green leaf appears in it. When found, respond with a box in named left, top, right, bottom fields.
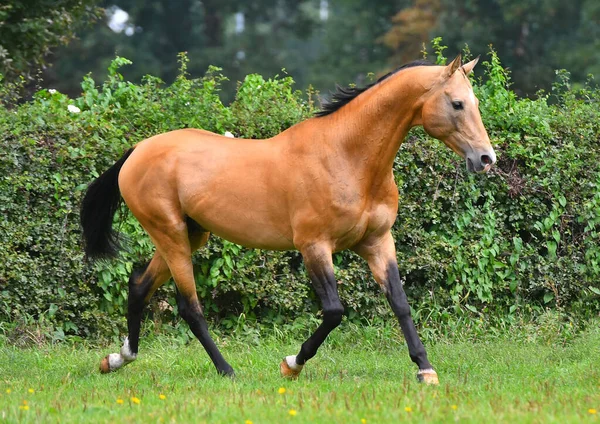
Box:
left=465, top=304, right=478, bottom=313
left=546, top=241, right=557, bottom=259
left=589, top=286, right=600, bottom=295
left=543, top=292, right=555, bottom=303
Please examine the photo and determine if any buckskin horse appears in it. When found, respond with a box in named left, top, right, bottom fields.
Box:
left=80, top=55, right=495, bottom=384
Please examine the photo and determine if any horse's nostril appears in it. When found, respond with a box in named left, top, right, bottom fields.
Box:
left=481, top=154, right=493, bottom=165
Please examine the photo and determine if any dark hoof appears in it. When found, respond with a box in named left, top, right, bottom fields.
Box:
left=219, top=367, right=236, bottom=378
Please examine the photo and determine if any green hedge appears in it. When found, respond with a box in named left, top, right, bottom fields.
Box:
left=1, top=49, right=599, bottom=341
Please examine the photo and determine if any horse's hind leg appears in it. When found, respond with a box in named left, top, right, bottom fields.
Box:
left=280, top=243, right=344, bottom=379
left=99, top=251, right=171, bottom=373
left=146, top=219, right=234, bottom=376
left=99, top=225, right=212, bottom=374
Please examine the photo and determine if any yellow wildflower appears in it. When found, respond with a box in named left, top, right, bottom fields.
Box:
left=28, top=388, right=34, bottom=394
left=405, top=406, right=412, bottom=413
left=245, top=420, right=253, bottom=424
left=289, top=409, right=297, bottom=416
left=5, top=389, right=11, bottom=394
left=19, top=405, right=29, bottom=411
left=451, top=404, right=458, bottom=410
left=116, top=398, right=124, bottom=405
left=361, top=419, right=367, bottom=424
left=159, top=394, right=166, bottom=400
left=278, top=387, right=286, bottom=394
left=131, top=396, right=141, bottom=404
left=589, top=409, right=597, bottom=415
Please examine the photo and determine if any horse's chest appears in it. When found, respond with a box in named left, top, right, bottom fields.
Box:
left=330, top=197, right=397, bottom=252
left=291, top=178, right=398, bottom=250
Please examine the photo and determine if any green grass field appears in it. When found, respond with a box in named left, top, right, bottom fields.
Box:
left=1, top=322, right=599, bottom=423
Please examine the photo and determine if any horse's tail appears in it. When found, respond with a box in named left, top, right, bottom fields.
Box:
left=80, top=148, right=135, bottom=260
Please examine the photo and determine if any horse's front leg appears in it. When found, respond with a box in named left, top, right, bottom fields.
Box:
left=280, top=243, right=344, bottom=379
left=354, top=231, right=438, bottom=384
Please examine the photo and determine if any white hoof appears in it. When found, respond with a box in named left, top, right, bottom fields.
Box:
left=99, top=337, right=137, bottom=373
left=417, top=368, right=439, bottom=385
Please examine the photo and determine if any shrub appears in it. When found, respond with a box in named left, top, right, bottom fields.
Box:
left=0, top=48, right=599, bottom=341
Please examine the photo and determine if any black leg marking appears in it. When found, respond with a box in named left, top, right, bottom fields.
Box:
left=384, top=261, right=432, bottom=370
left=175, top=289, right=234, bottom=376
left=295, top=260, right=344, bottom=365
left=127, top=262, right=153, bottom=354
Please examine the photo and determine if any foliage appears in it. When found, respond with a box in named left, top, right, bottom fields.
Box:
left=1, top=46, right=600, bottom=341
left=17, top=0, right=598, bottom=103
left=0, top=0, right=100, bottom=80
left=43, top=0, right=405, bottom=102
left=430, top=0, right=600, bottom=95
left=380, top=0, right=441, bottom=64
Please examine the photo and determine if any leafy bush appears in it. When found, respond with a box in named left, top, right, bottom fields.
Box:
left=1, top=48, right=599, bottom=341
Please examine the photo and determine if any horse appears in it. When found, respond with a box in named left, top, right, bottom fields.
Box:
left=80, top=54, right=495, bottom=385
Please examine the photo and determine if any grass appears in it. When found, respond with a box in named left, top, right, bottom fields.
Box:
left=0, top=321, right=599, bottom=423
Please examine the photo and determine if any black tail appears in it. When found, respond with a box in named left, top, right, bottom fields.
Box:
left=80, top=148, right=135, bottom=260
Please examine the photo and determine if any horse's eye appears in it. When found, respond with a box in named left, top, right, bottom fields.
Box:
left=452, top=101, right=464, bottom=110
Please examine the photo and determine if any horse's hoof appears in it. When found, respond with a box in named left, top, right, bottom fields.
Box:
left=280, top=359, right=302, bottom=380
left=417, top=369, right=439, bottom=385
left=99, top=356, right=111, bottom=374
left=219, top=367, right=236, bottom=378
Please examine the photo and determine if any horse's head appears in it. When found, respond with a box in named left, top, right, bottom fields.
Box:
left=419, top=55, right=496, bottom=173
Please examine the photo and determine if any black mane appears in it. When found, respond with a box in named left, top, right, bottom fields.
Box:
left=316, top=60, right=434, bottom=117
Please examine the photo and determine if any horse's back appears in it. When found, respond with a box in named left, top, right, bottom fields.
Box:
left=118, top=128, right=295, bottom=250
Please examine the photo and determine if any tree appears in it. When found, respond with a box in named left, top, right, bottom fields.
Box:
left=379, top=0, right=440, bottom=65
left=43, top=0, right=318, bottom=99
left=304, top=0, right=408, bottom=91
left=382, top=0, right=600, bottom=95
left=42, top=1, right=405, bottom=101
left=0, top=0, right=100, bottom=80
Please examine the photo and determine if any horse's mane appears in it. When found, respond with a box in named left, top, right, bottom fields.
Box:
left=316, top=60, right=434, bottom=118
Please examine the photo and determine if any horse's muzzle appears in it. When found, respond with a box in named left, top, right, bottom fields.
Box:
left=466, top=150, right=496, bottom=173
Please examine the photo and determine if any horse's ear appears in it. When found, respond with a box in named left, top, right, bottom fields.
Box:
left=446, top=54, right=462, bottom=77
left=461, top=56, right=480, bottom=75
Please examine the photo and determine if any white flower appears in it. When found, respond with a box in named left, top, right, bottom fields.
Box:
left=67, top=105, right=81, bottom=113
left=48, top=89, right=57, bottom=94
left=224, top=131, right=234, bottom=138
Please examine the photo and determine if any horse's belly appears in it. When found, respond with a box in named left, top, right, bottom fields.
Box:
left=204, top=220, right=295, bottom=251
left=186, top=196, right=295, bottom=251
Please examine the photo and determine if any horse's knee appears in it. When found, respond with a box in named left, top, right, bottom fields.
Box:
left=384, top=286, right=412, bottom=319
left=175, top=290, right=203, bottom=324
left=394, top=302, right=411, bottom=320
left=324, top=307, right=344, bottom=328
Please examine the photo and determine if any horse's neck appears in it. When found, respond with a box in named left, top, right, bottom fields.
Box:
left=321, top=68, right=433, bottom=183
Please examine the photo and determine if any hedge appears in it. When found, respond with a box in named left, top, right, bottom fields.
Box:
left=1, top=49, right=599, bottom=341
